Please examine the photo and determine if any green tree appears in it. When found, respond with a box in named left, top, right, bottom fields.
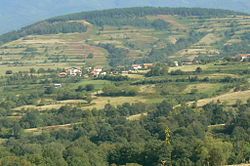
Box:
left=87, top=53, right=94, bottom=59
left=42, top=143, right=67, bottom=166
left=0, top=156, right=32, bottom=166
left=146, top=64, right=169, bottom=77
left=29, top=68, right=36, bottom=74
left=85, top=84, right=95, bottom=91
left=197, top=137, right=233, bottom=165
left=13, top=123, right=23, bottom=138
left=45, top=86, right=55, bottom=94
left=195, top=67, right=203, bottom=73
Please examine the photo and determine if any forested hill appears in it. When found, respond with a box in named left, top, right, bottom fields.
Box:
left=0, top=7, right=249, bottom=67
left=0, top=7, right=246, bottom=44
left=1, top=0, right=250, bottom=34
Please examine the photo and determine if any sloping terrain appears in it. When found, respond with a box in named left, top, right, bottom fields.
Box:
left=0, top=7, right=249, bottom=69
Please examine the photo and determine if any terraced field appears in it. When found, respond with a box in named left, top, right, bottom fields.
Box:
left=0, top=13, right=249, bottom=74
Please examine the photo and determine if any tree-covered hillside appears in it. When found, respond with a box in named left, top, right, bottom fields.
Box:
left=1, top=0, right=250, bottom=34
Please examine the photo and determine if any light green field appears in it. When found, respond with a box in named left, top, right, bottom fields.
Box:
left=0, top=63, right=71, bottom=76
left=184, top=83, right=223, bottom=95
left=170, top=64, right=211, bottom=72
left=190, top=90, right=250, bottom=107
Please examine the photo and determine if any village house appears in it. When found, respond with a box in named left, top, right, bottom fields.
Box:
left=239, top=54, right=250, bottom=61
left=174, top=61, right=179, bottom=67
left=143, top=63, right=154, bottom=69
left=91, top=67, right=103, bottom=77
left=65, top=67, right=82, bottom=77
left=132, top=64, right=142, bottom=70
left=100, top=71, right=107, bottom=76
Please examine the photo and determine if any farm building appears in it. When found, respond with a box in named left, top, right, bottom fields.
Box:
left=239, top=54, right=250, bottom=61
left=100, top=72, right=107, bottom=76
left=132, top=64, right=143, bottom=70
left=65, top=67, right=82, bottom=77
left=91, top=67, right=103, bottom=77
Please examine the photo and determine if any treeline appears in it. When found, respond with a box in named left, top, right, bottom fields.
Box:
left=0, top=21, right=87, bottom=44
left=132, top=76, right=245, bottom=85
left=50, top=7, right=244, bottom=23
left=98, top=74, right=129, bottom=81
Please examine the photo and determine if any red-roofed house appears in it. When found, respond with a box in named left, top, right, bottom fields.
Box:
left=91, top=67, right=103, bottom=77
left=239, top=54, right=250, bottom=61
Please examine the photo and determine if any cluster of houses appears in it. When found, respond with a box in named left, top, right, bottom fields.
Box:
left=58, top=63, right=155, bottom=78
left=131, top=63, right=154, bottom=70
left=58, top=66, right=106, bottom=78
left=57, top=54, right=250, bottom=78
left=58, top=67, right=83, bottom=77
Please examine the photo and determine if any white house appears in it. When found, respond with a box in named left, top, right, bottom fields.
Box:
left=91, top=67, right=103, bottom=77
left=100, top=72, right=107, bottom=76
left=65, top=67, right=82, bottom=77
left=132, top=64, right=142, bottom=70
left=174, top=61, right=179, bottom=67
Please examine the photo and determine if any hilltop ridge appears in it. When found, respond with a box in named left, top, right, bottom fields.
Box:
left=1, top=0, right=250, bottom=34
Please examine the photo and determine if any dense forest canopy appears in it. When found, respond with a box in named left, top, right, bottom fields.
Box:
left=49, top=7, right=245, bottom=22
